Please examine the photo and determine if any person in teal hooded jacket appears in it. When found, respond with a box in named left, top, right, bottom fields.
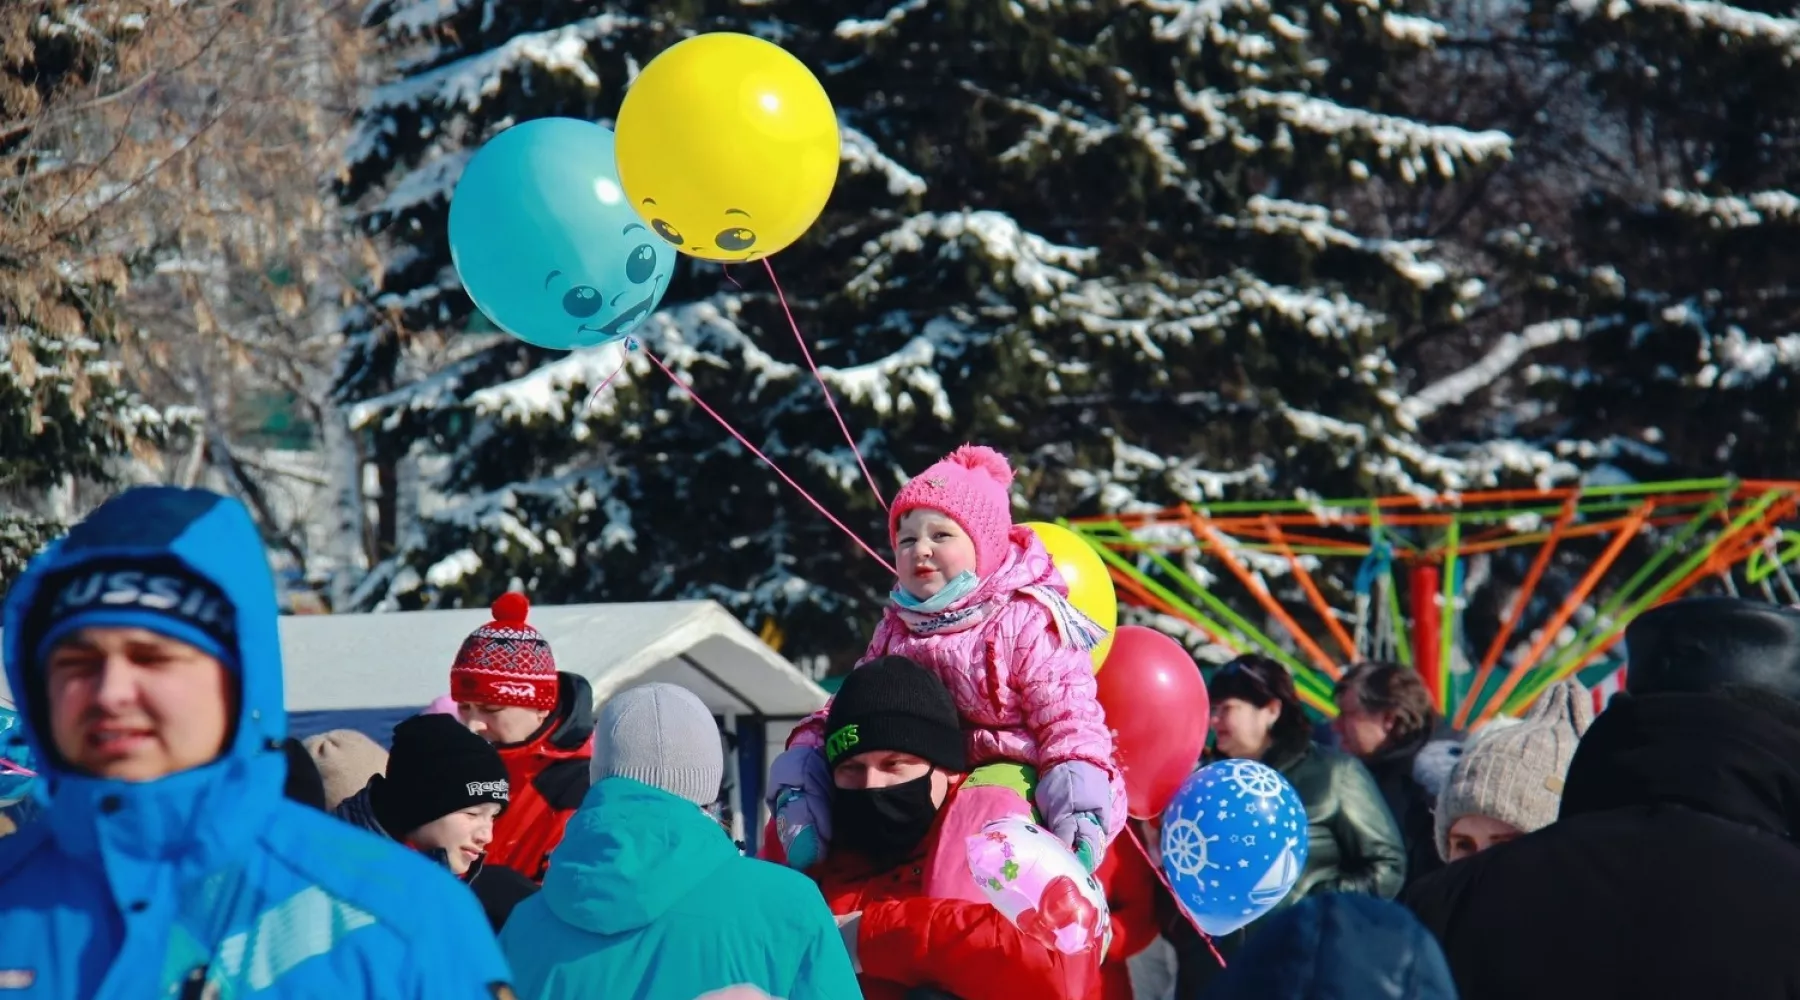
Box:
left=0, top=487, right=513, bottom=998
left=499, top=683, right=859, bottom=1000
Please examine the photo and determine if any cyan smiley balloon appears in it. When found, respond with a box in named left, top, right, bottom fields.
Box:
left=1160, top=758, right=1309, bottom=936
left=449, top=118, right=674, bottom=350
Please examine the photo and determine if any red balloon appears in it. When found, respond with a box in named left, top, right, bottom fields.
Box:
left=1097, top=626, right=1210, bottom=819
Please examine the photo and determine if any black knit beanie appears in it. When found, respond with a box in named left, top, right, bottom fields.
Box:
left=824, top=656, right=967, bottom=771
left=371, top=714, right=510, bottom=838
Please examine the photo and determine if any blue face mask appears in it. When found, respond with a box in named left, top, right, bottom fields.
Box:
left=892, top=570, right=980, bottom=613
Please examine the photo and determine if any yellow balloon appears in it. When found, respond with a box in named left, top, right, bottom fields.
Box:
left=614, top=33, right=839, bottom=263
left=1025, top=522, right=1119, bottom=673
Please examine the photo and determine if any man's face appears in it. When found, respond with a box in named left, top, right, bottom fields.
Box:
left=458, top=702, right=550, bottom=745
left=44, top=627, right=235, bottom=781
left=831, top=749, right=951, bottom=807
left=1332, top=688, right=1393, bottom=758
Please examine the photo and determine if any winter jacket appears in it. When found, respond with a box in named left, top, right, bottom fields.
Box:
left=1361, top=717, right=1455, bottom=889
left=1096, top=825, right=1163, bottom=1000
left=1165, top=740, right=1406, bottom=999
left=500, top=777, right=858, bottom=1000
left=0, top=486, right=510, bottom=999
left=1202, top=894, right=1457, bottom=1000
left=333, top=782, right=540, bottom=932
left=1404, top=689, right=1800, bottom=1000
left=810, top=775, right=1102, bottom=1000
left=490, top=672, right=595, bottom=882
left=789, top=527, right=1126, bottom=835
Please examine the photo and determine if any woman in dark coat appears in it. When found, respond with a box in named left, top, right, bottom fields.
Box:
left=1164, top=655, right=1406, bottom=998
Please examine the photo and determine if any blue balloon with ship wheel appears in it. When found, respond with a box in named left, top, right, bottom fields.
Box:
left=1160, top=758, right=1309, bottom=936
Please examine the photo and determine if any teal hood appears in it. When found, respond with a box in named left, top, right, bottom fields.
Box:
left=543, top=777, right=739, bottom=934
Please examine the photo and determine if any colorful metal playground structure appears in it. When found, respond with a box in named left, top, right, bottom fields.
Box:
left=1067, top=479, right=1800, bottom=727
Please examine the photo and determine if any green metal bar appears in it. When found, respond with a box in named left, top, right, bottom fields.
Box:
left=1138, top=546, right=1335, bottom=701
left=1076, top=521, right=1336, bottom=706
left=1505, top=487, right=1784, bottom=713
left=1438, top=518, right=1461, bottom=717
left=1529, top=486, right=1736, bottom=686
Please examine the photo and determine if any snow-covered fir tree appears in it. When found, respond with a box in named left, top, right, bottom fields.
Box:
left=336, top=0, right=1528, bottom=661
left=1419, top=0, right=1800, bottom=481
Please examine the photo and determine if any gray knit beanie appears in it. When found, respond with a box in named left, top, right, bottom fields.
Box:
left=590, top=683, right=724, bottom=806
left=1434, top=680, right=1593, bottom=860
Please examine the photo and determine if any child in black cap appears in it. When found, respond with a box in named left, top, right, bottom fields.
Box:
left=334, top=713, right=538, bottom=930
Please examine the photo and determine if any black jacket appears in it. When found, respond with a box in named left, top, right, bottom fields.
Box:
left=1404, top=690, right=1800, bottom=1000
left=332, top=782, right=539, bottom=932
left=1360, top=717, right=1454, bottom=890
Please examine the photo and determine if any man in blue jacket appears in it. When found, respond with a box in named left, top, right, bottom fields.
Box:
left=0, top=486, right=515, bottom=998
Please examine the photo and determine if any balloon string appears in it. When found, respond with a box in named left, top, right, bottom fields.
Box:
left=721, top=264, right=744, bottom=290
left=0, top=758, right=35, bottom=778
left=641, top=345, right=897, bottom=576
left=582, top=338, right=639, bottom=415
left=1127, top=822, right=1227, bottom=969
left=760, top=258, right=889, bottom=512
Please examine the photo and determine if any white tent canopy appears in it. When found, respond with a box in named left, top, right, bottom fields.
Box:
left=276, top=599, right=824, bottom=720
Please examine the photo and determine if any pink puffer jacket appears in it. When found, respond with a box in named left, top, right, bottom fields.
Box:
left=790, top=527, right=1127, bottom=836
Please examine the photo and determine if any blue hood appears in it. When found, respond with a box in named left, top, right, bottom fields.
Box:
left=542, top=777, right=738, bottom=934
left=1203, top=894, right=1459, bottom=1000
left=1, top=487, right=287, bottom=872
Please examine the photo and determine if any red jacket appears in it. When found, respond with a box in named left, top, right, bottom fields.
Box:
left=1096, top=824, right=1163, bottom=1000
left=487, top=672, right=594, bottom=882
left=810, top=779, right=1101, bottom=1000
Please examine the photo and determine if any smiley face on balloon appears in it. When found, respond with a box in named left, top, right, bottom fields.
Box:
left=638, top=202, right=766, bottom=262
left=616, top=33, right=841, bottom=263
left=449, top=119, right=675, bottom=350
left=540, top=232, right=666, bottom=344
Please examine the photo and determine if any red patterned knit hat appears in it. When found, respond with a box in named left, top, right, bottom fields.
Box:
left=449, top=593, right=558, bottom=711
left=889, top=444, right=1017, bottom=577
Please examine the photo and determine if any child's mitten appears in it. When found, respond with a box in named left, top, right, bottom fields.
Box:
left=1039, top=760, right=1112, bottom=872
left=768, top=745, right=834, bottom=869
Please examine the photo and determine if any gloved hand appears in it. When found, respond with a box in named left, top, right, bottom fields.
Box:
left=768, top=745, right=833, bottom=869
left=1038, top=760, right=1112, bottom=872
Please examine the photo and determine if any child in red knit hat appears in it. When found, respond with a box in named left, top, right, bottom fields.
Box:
left=769, top=445, right=1125, bottom=897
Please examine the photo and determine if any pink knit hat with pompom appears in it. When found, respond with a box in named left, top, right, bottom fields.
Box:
left=890, top=445, right=1016, bottom=576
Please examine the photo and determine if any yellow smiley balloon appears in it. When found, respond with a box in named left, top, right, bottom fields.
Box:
left=615, top=33, right=840, bottom=263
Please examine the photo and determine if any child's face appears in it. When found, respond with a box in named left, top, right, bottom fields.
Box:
left=895, top=509, right=977, bottom=599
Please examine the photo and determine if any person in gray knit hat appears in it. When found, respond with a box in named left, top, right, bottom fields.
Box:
left=1434, top=679, right=1592, bottom=862
left=498, top=682, right=858, bottom=1000
left=588, top=682, right=725, bottom=805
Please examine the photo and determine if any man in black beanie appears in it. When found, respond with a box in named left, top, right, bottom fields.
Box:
left=335, top=713, right=538, bottom=931
left=796, top=656, right=1098, bottom=1000
left=1404, top=597, right=1800, bottom=1000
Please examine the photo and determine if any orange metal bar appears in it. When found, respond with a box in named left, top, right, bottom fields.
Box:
left=1454, top=494, right=1579, bottom=729
left=1473, top=501, right=1656, bottom=725
left=1659, top=497, right=1800, bottom=604
left=1106, top=568, right=1241, bottom=651
left=1556, top=530, right=1779, bottom=678
left=1262, top=515, right=1358, bottom=665
left=1187, top=509, right=1342, bottom=678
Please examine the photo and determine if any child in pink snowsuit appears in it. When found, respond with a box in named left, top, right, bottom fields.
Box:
left=768, top=445, right=1127, bottom=901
